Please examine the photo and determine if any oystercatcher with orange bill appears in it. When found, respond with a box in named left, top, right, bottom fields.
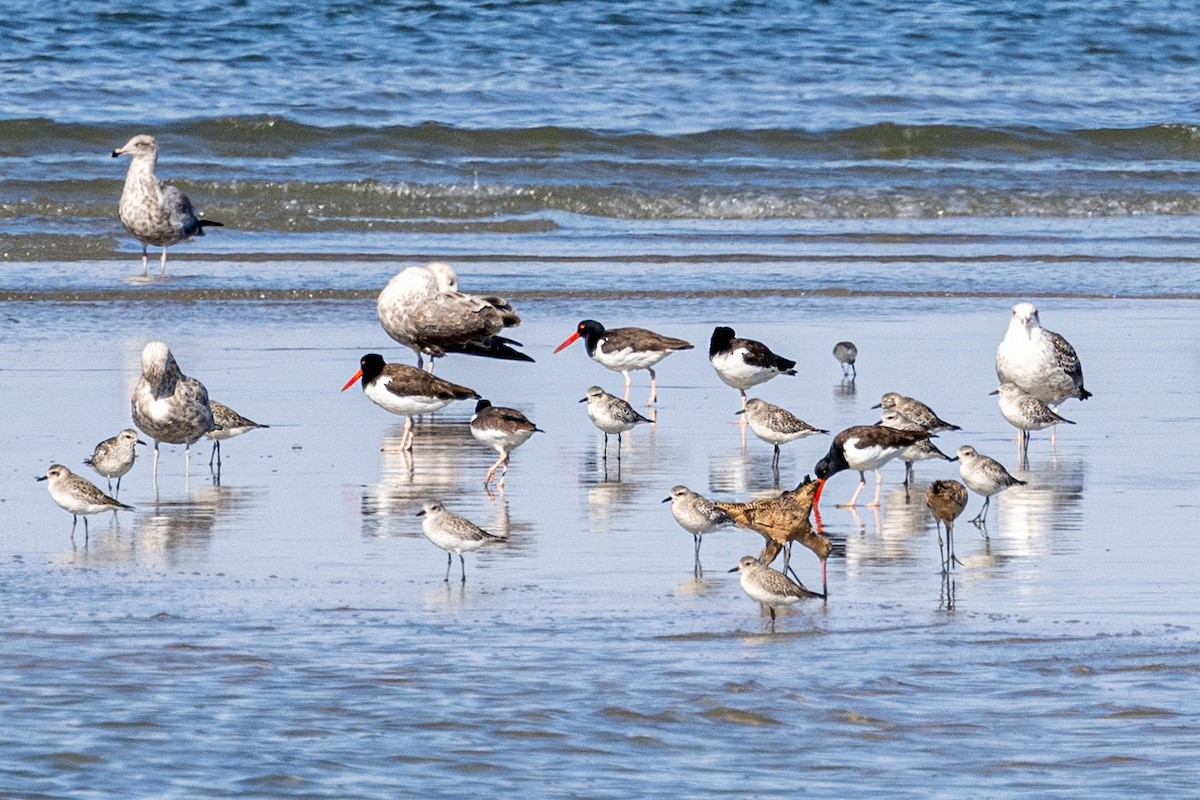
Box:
left=813, top=424, right=932, bottom=509
left=553, top=319, right=692, bottom=404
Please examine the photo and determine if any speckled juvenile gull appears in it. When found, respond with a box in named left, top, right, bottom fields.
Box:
left=83, top=428, right=145, bottom=498
left=417, top=500, right=507, bottom=582
left=206, top=400, right=269, bottom=469
left=111, top=134, right=222, bottom=276
left=131, top=341, right=217, bottom=481
left=38, top=464, right=133, bottom=543
left=995, top=302, right=1091, bottom=408
left=581, top=385, right=653, bottom=462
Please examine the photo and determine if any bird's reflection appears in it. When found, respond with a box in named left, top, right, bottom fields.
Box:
left=834, top=378, right=857, bottom=400
left=989, top=458, right=1086, bottom=558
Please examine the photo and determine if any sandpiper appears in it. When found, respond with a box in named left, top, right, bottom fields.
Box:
left=926, top=479, right=968, bottom=572
left=708, top=326, right=797, bottom=410
left=663, top=485, right=733, bottom=569
left=738, top=397, right=828, bottom=470
left=470, top=399, right=542, bottom=491
left=377, top=261, right=531, bottom=370
left=83, top=428, right=145, bottom=498
left=813, top=425, right=931, bottom=509
left=417, top=500, right=506, bottom=582
left=872, top=392, right=960, bottom=432
left=877, top=408, right=952, bottom=488
left=341, top=353, right=479, bottom=452
left=111, top=134, right=222, bottom=276
left=729, top=556, right=822, bottom=630
left=553, top=319, right=692, bottom=404
left=832, top=341, right=857, bottom=379
left=38, top=464, right=133, bottom=543
left=954, top=445, right=1025, bottom=528
left=995, top=302, right=1091, bottom=420
left=131, top=340, right=217, bottom=480
left=206, top=400, right=269, bottom=468
left=992, top=382, right=1074, bottom=466
left=581, top=385, right=653, bottom=461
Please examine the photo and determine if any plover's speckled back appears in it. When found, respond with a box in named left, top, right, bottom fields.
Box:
left=581, top=385, right=653, bottom=461
left=205, top=400, right=269, bottom=469
left=739, top=397, right=828, bottom=469
left=470, top=399, right=542, bottom=491
left=111, top=134, right=222, bottom=276
left=832, top=341, right=857, bottom=379
left=926, top=479, right=969, bottom=572
left=992, top=382, right=1074, bottom=466
left=341, top=353, right=479, bottom=452
left=708, top=326, right=797, bottom=411
left=377, top=262, right=530, bottom=370
left=663, top=485, right=733, bottom=568
left=131, top=340, right=217, bottom=481
left=38, top=464, right=133, bottom=543
left=729, top=555, right=821, bottom=629
left=417, top=500, right=507, bottom=582
left=83, top=428, right=145, bottom=498
left=873, top=392, right=960, bottom=432
left=554, top=319, right=693, bottom=404
left=995, top=302, right=1091, bottom=408
left=955, top=445, right=1025, bottom=528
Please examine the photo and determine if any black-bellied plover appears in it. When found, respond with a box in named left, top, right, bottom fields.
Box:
left=38, top=464, right=133, bottom=543
left=553, top=319, right=692, bottom=404
left=729, top=556, right=821, bottom=630
left=377, top=261, right=531, bottom=371
left=995, top=302, right=1091, bottom=413
left=131, top=341, right=217, bottom=481
left=877, top=408, right=952, bottom=488
left=832, top=341, right=857, bottom=379
left=470, top=399, right=542, bottom=491
left=872, top=392, right=960, bottom=432
left=417, top=500, right=506, bottom=582
left=341, top=354, right=479, bottom=452
left=926, top=479, right=968, bottom=572
left=813, top=425, right=932, bottom=509
left=739, top=397, right=828, bottom=470
left=708, top=326, right=797, bottom=411
left=206, top=400, right=269, bottom=468
left=954, top=445, right=1025, bottom=528
left=111, top=134, right=222, bottom=276
left=663, top=485, right=733, bottom=570
left=581, top=385, right=653, bottom=461
left=992, top=381, right=1074, bottom=466
left=83, top=428, right=145, bottom=498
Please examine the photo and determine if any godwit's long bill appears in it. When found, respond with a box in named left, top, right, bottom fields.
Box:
left=553, top=319, right=692, bottom=404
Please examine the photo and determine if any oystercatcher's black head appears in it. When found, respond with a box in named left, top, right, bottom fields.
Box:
left=814, top=443, right=848, bottom=481
left=474, top=398, right=493, bottom=413
left=341, top=353, right=386, bottom=392
left=554, top=319, right=607, bottom=354
left=709, top=326, right=736, bottom=358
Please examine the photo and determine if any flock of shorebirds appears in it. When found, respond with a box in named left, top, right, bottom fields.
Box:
left=37, top=134, right=1091, bottom=629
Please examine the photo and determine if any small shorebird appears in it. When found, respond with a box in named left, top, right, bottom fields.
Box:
left=131, top=341, right=217, bottom=480
left=992, top=382, right=1074, bottom=466
left=377, top=261, right=531, bottom=370
left=417, top=500, right=506, bottom=582
left=729, top=556, right=822, bottom=630
left=206, top=400, right=269, bottom=468
left=111, top=134, right=222, bottom=276
left=663, top=485, right=733, bottom=570
left=553, top=319, right=692, bottom=404
left=341, top=353, right=479, bottom=452
left=581, top=385, right=653, bottom=461
left=954, top=445, right=1025, bottom=528
left=813, top=425, right=932, bottom=509
left=38, top=464, right=133, bottom=543
left=926, top=479, right=968, bottom=572
left=738, top=397, right=828, bottom=471
left=995, top=303, right=1090, bottom=445
left=714, top=476, right=831, bottom=598
left=470, top=399, right=542, bottom=491
left=83, top=428, right=145, bottom=498
left=872, top=392, right=960, bottom=432
left=877, top=408, right=952, bottom=489
left=709, top=326, right=797, bottom=411
left=833, top=341, right=857, bottom=379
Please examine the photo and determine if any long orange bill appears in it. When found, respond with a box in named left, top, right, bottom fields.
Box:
left=552, top=331, right=581, bottom=354
left=340, top=370, right=363, bottom=392
left=812, top=477, right=826, bottom=510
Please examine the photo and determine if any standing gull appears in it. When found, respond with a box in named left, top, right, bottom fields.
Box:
left=469, top=399, right=542, bottom=491
left=417, top=500, right=506, bottom=582
left=992, top=382, right=1074, bottom=466
left=833, top=341, right=858, bottom=379
left=581, top=385, right=653, bottom=462
left=83, top=428, right=145, bottom=498
left=206, top=400, right=270, bottom=469
left=955, top=445, right=1025, bottom=528
left=377, top=262, right=531, bottom=370
left=709, top=326, right=797, bottom=411
left=663, top=485, right=733, bottom=571
left=553, top=319, right=692, bottom=405
left=341, top=353, right=479, bottom=452
left=111, top=134, right=222, bottom=276
left=131, top=341, right=217, bottom=481
left=926, top=479, right=968, bottom=572
left=38, top=464, right=133, bottom=543
left=729, top=556, right=822, bottom=630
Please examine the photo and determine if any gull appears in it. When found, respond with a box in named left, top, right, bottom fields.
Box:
left=131, top=341, right=217, bottom=481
